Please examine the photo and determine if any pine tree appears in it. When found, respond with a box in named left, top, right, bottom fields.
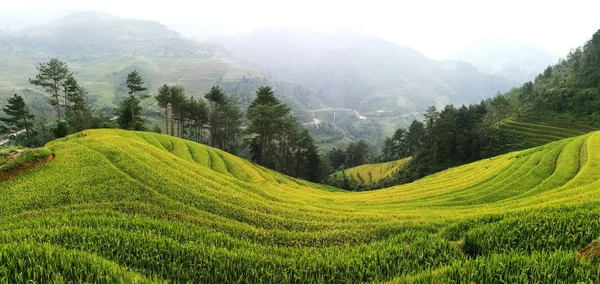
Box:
left=222, top=95, right=243, bottom=153
left=126, top=70, right=149, bottom=97
left=247, top=86, right=290, bottom=167
left=61, top=75, right=92, bottom=132
left=169, top=85, right=186, bottom=137
left=116, top=71, right=148, bottom=130
left=116, top=96, right=144, bottom=130
left=0, top=94, right=34, bottom=143
left=29, top=59, right=70, bottom=120
left=205, top=86, right=226, bottom=146
left=62, top=74, right=77, bottom=120
left=155, top=85, right=172, bottom=135
left=67, top=86, right=92, bottom=132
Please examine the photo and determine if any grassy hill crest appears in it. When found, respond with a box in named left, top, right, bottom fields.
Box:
left=2, top=129, right=600, bottom=282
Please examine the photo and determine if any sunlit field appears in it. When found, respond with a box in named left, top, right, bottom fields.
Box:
left=2, top=129, right=600, bottom=282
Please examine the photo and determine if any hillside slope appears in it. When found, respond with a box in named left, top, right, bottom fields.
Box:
left=331, top=157, right=411, bottom=186
left=3, top=129, right=600, bottom=282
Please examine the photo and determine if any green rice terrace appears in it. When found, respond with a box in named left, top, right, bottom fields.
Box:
left=499, top=119, right=589, bottom=147
left=331, top=157, right=411, bottom=186
left=3, top=129, right=600, bottom=282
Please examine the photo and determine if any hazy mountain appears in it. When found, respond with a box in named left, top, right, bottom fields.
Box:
left=6, top=11, right=203, bottom=57
left=0, top=12, right=260, bottom=111
left=448, top=37, right=559, bottom=84
left=216, top=28, right=515, bottom=113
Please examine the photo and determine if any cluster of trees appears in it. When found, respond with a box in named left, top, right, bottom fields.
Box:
left=381, top=101, right=525, bottom=186
left=0, top=59, right=113, bottom=146
left=326, top=100, right=524, bottom=191
left=0, top=59, right=336, bottom=183
left=510, top=29, right=600, bottom=126
left=327, top=140, right=371, bottom=170
left=153, top=85, right=325, bottom=182
left=247, top=87, right=323, bottom=181
left=155, top=85, right=243, bottom=153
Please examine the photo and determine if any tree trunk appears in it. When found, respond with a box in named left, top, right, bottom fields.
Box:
left=64, top=90, right=68, bottom=120
left=23, top=117, right=30, bottom=143
left=165, top=108, right=169, bottom=135
left=55, top=95, right=61, bottom=120
left=170, top=112, right=174, bottom=136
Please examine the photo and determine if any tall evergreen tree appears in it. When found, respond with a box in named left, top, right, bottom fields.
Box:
left=345, top=140, right=369, bottom=167
left=62, top=74, right=77, bottom=120
left=67, top=86, right=93, bottom=132
left=187, top=96, right=209, bottom=143
left=126, top=70, right=149, bottom=97
left=0, top=94, right=34, bottom=143
left=62, top=75, right=92, bottom=132
left=247, top=86, right=290, bottom=167
left=205, top=86, right=226, bottom=146
left=221, top=95, right=244, bottom=153
left=29, top=58, right=70, bottom=120
left=328, top=148, right=347, bottom=170
left=155, top=85, right=172, bottom=135
left=169, top=85, right=187, bottom=137
left=116, top=71, right=148, bottom=130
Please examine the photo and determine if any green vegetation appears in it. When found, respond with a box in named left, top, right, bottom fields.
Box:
left=116, top=70, right=149, bottom=131
left=1, top=94, right=34, bottom=145
left=498, top=119, right=588, bottom=147
left=2, top=129, right=600, bottom=282
left=330, top=157, right=410, bottom=187
left=505, top=30, right=600, bottom=127
left=340, top=119, right=588, bottom=189
left=0, top=146, right=51, bottom=175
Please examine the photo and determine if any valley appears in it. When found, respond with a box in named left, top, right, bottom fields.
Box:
left=2, top=129, right=600, bottom=282
left=1, top=4, right=600, bottom=283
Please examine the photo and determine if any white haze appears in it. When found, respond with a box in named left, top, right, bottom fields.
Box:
left=1, top=0, right=599, bottom=59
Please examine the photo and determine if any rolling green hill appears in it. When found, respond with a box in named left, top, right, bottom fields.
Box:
left=2, top=129, right=600, bottom=282
left=336, top=120, right=590, bottom=188
left=331, top=157, right=411, bottom=185
left=498, top=119, right=590, bottom=147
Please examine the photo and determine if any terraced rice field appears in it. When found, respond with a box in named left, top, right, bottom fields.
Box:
left=3, top=129, right=600, bottom=282
left=331, top=157, right=411, bottom=185
left=499, top=119, right=588, bottom=147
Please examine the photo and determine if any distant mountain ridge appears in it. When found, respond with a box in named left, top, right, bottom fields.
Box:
left=215, top=28, right=516, bottom=114
left=447, top=37, right=559, bottom=84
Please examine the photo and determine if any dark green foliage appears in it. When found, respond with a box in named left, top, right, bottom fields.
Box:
left=64, top=75, right=93, bottom=132
left=246, top=86, right=323, bottom=181
left=510, top=29, right=600, bottom=126
left=186, top=96, right=209, bottom=144
left=328, top=148, right=346, bottom=170
left=53, top=120, right=69, bottom=138
left=126, top=70, right=149, bottom=97
left=0, top=94, right=34, bottom=144
left=155, top=84, right=172, bottom=134
left=381, top=129, right=408, bottom=162
left=116, top=96, right=144, bottom=131
left=369, top=102, right=522, bottom=188
left=490, top=94, right=510, bottom=126
left=152, top=125, right=162, bottom=134
left=203, top=86, right=243, bottom=153
left=28, top=58, right=70, bottom=120
left=116, top=71, right=148, bottom=131
left=345, top=140, right=370, bottom=168
left=169, top=85, right=187, bottom=137
left=247, top=86, right=291, bottom=167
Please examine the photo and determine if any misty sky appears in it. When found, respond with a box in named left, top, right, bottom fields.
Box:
left=2, top=0, right=599, bottom=59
